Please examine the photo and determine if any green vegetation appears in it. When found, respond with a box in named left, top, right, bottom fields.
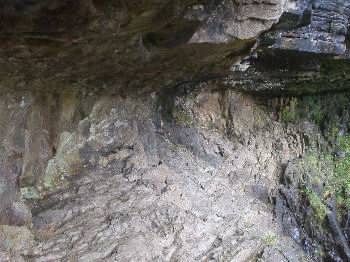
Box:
left=262, top=233, right=278, bottom=246
left=300, top=152, right=330, bottom=222
left=173, top=108, right=193, bottom=127
left=278, top=96, right=327, bottom=125
left=276, top=92, right=350, bottom=145
left=332, top=136, right=350, bottom=209
left=304, top=187, right=327, bottom=222
left=280, top=97, right=298, bottom=123
left=300, top=136, right=350, bottom=223
left=157, top=85, right=196, bottom=127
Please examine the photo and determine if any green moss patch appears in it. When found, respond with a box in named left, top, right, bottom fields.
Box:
left=299, top=136, right=350, bottom=225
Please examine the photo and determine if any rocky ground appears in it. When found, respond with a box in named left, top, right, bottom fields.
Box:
left=1, top=0, right=350, bottom=261
left=1, top=86, right=309, bottom=261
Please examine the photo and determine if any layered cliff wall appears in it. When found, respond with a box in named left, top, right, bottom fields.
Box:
left=1, top=1, right=350, bottom=261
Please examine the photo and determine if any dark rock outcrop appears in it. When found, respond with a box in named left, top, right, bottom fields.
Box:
left=228, top=0, right=350, bottom=94
left=272, top=0, right=350, bottom=56
left=0, top=0, right=349, bottom=95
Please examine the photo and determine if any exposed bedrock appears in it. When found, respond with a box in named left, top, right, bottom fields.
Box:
left=1, top=0, right=350, bottom=261
left=229, top=0, right=350, bottom=94
left=0, top=0, right=350, bottom=95
left=0, top=86, right=309, bottom=261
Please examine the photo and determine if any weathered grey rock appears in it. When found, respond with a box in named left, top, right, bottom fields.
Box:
left=0, top=87, right=309, bottom=261
left=0, top=225, right=34, bottom=261
left=270, top=0, right=350, bottom=55
left=225, top=0, right=350, bottom=94
left=188, top=0, right=288, bottom=42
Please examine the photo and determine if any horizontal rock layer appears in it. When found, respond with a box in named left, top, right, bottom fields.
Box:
left=0, top=0, right=349, bottom=95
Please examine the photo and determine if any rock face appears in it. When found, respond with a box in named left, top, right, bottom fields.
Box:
left=1, top=0, right=350, bottom=261
left=0, top=87, right=308, bottom=261
left=1, top=0, right=350, bottom=95
left=228, top=0, right=350, bottom=94
left=272, top=0, right=350, bottom=55
left=189, top=0, right=288, bottom=42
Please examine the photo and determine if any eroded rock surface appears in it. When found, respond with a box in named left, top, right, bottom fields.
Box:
left=272, top=0, right=350, bottom=55
left=1, top=0, right=350, bottom=95
left=1, top=0, right=350, bottom=261
left=189, top=0, right=288, bottom=42
left=228, top=0, right=350, bottom=94
left=0, top=86, right=311, bottom=261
